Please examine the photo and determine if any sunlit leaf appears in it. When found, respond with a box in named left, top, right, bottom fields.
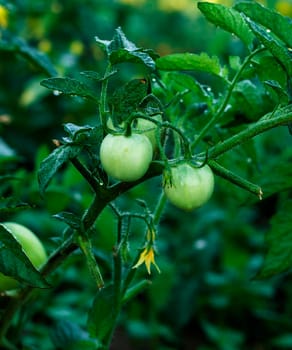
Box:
left=244, top=16, right=292, bottom=76
left=156, top=52, right=228, bottom=79
left=198, top=2, right=254, bottom=49
left=235, top=1, right=292, bottom=47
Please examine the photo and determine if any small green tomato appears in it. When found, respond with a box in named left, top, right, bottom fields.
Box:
left=100, top=133, right=153, bottom=182
left=0, top=222, right=47, bottom=292
left=163, top=163, right=214, bottom=211
left=134, top=114, right=162, bottom=149
left=107, top=114, right=162, bottom=149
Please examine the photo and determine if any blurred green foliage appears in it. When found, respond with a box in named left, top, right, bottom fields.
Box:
left=1, top=0, right=292, bottom=349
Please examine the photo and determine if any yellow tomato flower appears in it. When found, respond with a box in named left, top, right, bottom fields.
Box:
left=133, top=246, right=161, bottom=274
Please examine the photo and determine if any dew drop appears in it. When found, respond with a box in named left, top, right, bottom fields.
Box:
left=53, top=90, right=62, bottom=96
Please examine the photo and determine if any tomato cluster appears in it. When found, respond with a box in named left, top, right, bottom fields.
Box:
left=100, top=116, right=214, bottom=211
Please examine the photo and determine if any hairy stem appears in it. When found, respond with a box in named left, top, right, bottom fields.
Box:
left=208, top=105, right=292, bottom=159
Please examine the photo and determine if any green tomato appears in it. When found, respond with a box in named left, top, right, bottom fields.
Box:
left=0, top=222, right=47, bottom=292
left=134, top=114, right=162, bottom=149
left=100, top=133, right=153, bottom=182
left=163, top=163, right=214, bottom=211
left=107, top=114, right=162, bottom=149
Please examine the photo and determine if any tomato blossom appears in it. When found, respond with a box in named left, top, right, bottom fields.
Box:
left=133, top=246, right=160, bottom=274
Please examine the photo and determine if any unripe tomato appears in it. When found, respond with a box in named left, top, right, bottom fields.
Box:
left=107, top=114, right=162, bottom=149
left=163, top=163, right=214, bottom=211
left=100, top=133, right=153, bottom=182
left=134, top=114, right=162, bottom=149
left=0, top=222, right=47, bottom=292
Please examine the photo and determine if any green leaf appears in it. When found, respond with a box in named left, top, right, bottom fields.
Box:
left=95, top=27, right=158, bottom=69
left=40, top=77, right=98, bottom=102
left=51, top=321, right=101, bottom=350
left=198, top=2, right=254, bottom=49
left=264, top=80, right=289, bottom=105
left=87, top=284, right=117, bottom=344
left=256, top=201, right=292, bottom=279
left=0, top=34, right=57, bottom=76
left=0, top=224, right=48, bottom=288
left=16, top=38, right=57, bottom=77
left=232, top=80, right=266, bottom=120
left=244, top=16, right=292, bottom=76
left=255, top=56, right=288, bottom=89
left=109, top=79, right=149, bottom=122
left=235, top=1, right=292, bottom=48
left=38, top=144, right=81, bottom=195
left=53, top=212, right=81, bottom=230
left=0, top=197, right=30, bottom=214
left=254, top=153, right=292, bottom=199
left=163, top=72, right=211, bottom=101
left=63, top=123, right=103, bottom=146
left=156, top=52, right=228, bottom=79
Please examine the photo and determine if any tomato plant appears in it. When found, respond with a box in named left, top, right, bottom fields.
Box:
left=1, top=1, right=292, bottom=349
left=163, top=163, right=214, bottom=211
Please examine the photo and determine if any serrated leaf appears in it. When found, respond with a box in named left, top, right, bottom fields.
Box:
left=0, top=224, right=48, bottom=288
left=63, top=123, right=103, bottom=145
left=110, top=48, right=157, bottom=69
left=156, top=52, right=228, bottom=79
left=87, top=284, right=117, bottom=343
left=80, top=71, right=102, bottom=80
left=235, top=1, right=292, bottom=48
left=264, top=80, right=289, bottom=105
left=53, top=212, right=81, bottom=230
left=96, top=27, right=157, bottom=69
left=80, top=69, right=117, bottom=82
left=40, top=77, right=98, bottom=102
left=255, top=201, right=292, bottom=279
left=109, top=79, right=149, bottom=122
left=38, top=144, right=81, bottom=195
left=245, top=16, right=292, bottom=76
left=198, top=2, right=254, bottom=48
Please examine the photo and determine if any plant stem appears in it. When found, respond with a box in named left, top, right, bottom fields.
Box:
left=191, top=47, right=266, bottom=149
left=100, top=63, right=112, bottom=129
left=207, top=105, right=292, bottom=159
left=208, top=160, right=263, bottom=199
left=0, top=235, right=77, bottom=342
left=153, top=191, right=167, bottom=225
left=70, top=157, right=100, bottom=191
left=0, top=163, right=164, bottom=341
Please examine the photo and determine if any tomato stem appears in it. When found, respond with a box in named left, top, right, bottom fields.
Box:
left=191, top=47, right=267, bottom=150
left=208, top=160, right=263, bottom=199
